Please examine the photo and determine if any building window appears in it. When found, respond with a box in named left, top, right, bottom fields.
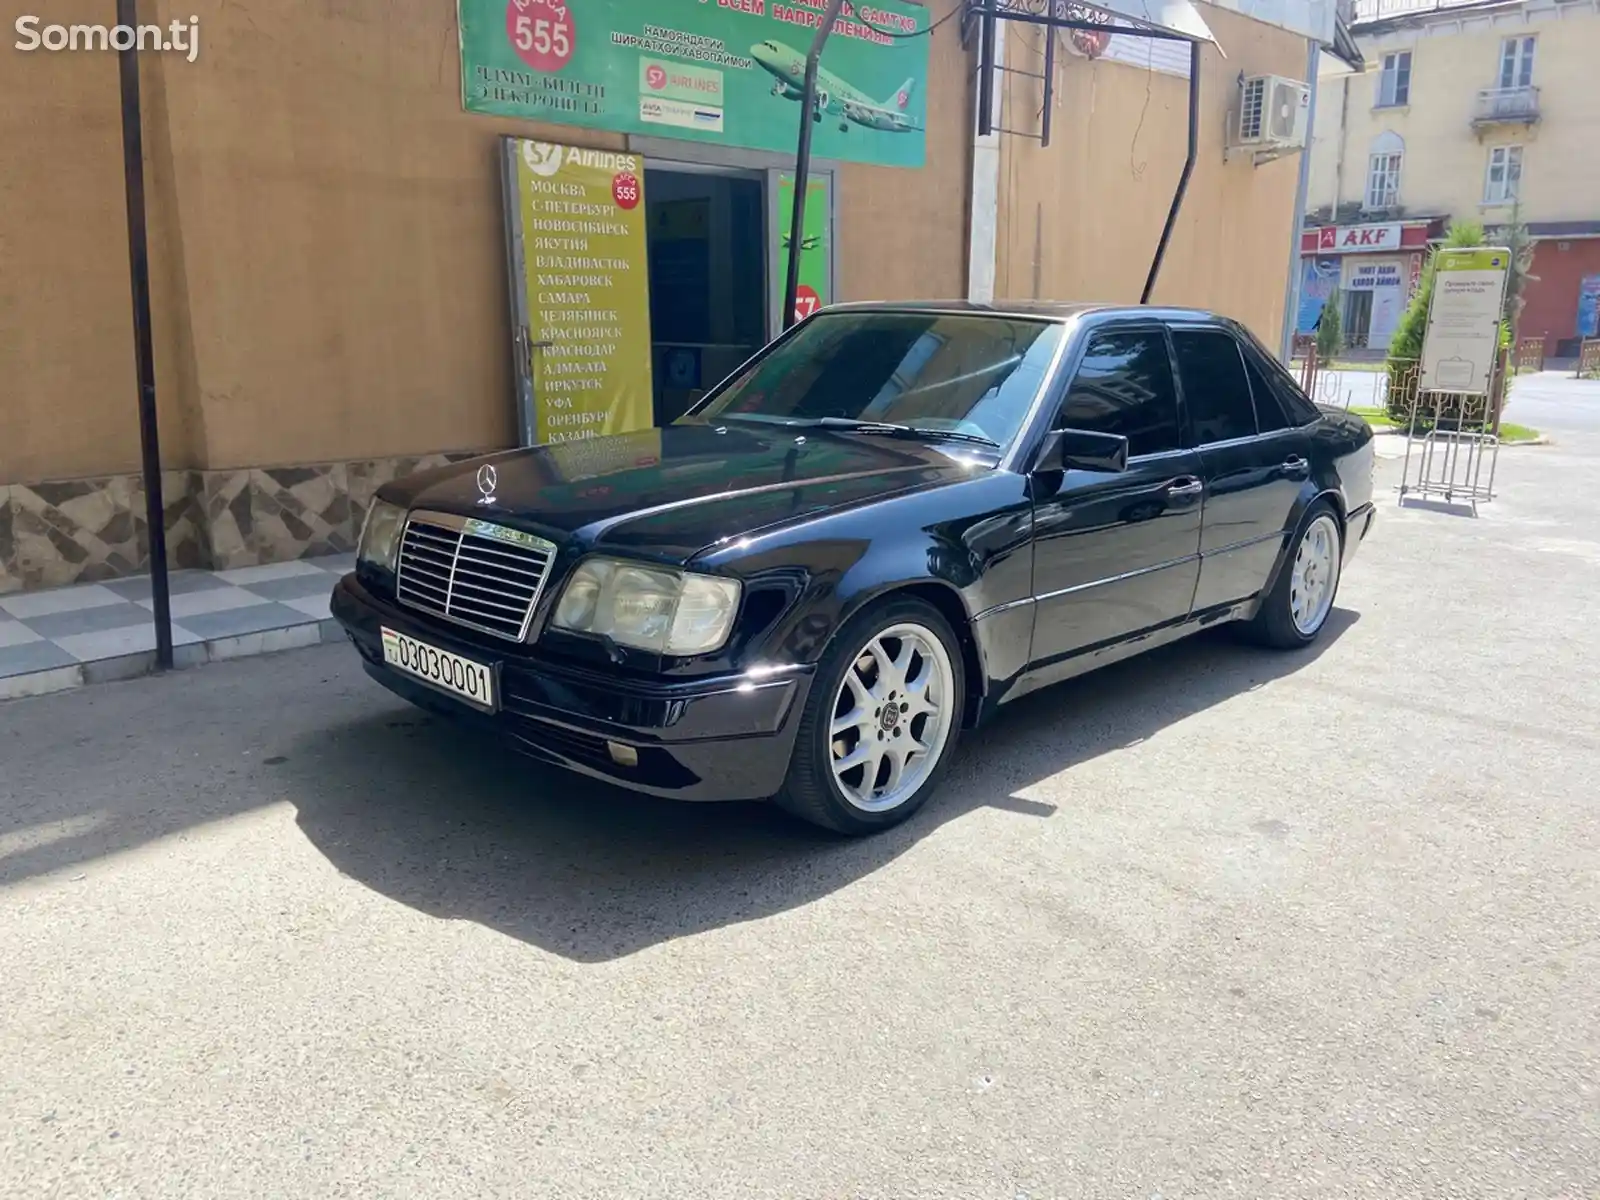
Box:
left=1365, top=138, right=1403, bottom=210
left=1376, top=51, right=1412, bottom=107
left=1484, top=145, right=1523, bottom=205
left=1499, top=36, right=1535, bottom=89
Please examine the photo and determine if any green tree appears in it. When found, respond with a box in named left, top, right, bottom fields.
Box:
left=1501, top=199, right=1539, bottom=347
left=1316, top=287, right=1343, bottom=361
left=1386, top=220, right=1486, bottom=425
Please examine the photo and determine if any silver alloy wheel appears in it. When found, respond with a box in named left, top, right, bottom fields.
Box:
left=1290, top=513, right=1341, bottom=636
left=828, top=621, right=956, bottom=814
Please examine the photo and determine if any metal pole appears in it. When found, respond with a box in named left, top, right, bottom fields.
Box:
left=1140, top=39, right=1203, bottom=304
left=1280, top=42, right=1321, bottom=361
left=783, top=0, right=848, bottom=330
left=116, top=0, right=173, bottom=669
left=976, top=7, right=997, bottom=137
left=1040, top=24, right=1056, bottom=148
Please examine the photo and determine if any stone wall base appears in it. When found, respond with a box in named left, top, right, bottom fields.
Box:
left=0, top=451, right=487, bottom=594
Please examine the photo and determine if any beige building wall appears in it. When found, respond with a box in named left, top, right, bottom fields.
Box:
left=1306, top=0, right=1600, bottom=222
left=837, top=8, right=971, bottom=304
left=994, top=2, right=1313, bottom=344
left=1, top=0, right=968, bottom=487
left=1, top=0, right=154, bottom=483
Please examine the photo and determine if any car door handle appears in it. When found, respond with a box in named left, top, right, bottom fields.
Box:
left=1282, top=455, right=1310, bottom=477
left=1167, top=477, right=1205, bottom=498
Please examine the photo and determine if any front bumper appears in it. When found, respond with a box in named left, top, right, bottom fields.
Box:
left=330, top=575, right=812, bottom=802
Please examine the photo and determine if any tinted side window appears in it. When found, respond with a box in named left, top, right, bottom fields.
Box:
left=1262, top=357, right=1323, bottom=425
left=1241, top=352, right=1292, bottom=432
left=1172, top=330, right=1257, bottom=444
left=1239, top=335, right=1322, bottom=428
left=1056, top=330, right=1181, bottom=457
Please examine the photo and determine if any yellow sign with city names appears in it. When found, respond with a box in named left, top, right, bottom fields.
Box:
left=512, top=139, right=654, bottom=444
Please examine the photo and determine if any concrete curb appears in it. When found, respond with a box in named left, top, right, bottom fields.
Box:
left=0, top=618, right=346, bottom=704
left=1369, top=427, right=1549, bottom=446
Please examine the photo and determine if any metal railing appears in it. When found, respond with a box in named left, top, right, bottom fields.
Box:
left=1516, top=335, right=1547, bottom=373
left=1578, top=339, right=1600, bottom=380
left=1473, top=86, right=1540, bottom=124
left=1293, top=351, right=1511, bottom=514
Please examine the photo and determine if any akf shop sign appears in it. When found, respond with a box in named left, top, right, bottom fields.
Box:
left=459, top=0, right=931, bottom=169
left=1317, top=223, right=1403, bottom=253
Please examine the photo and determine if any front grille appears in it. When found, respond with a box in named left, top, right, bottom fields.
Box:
left=395, top=511, right=557, bottom=642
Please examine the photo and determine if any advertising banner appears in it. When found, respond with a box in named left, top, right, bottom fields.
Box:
left=503, top=137, right=655, bottom=445
left=460, top=0, right=930, bottom=168
left=1577, top=274, right=1600, bottom=339
left=1420, top=247, right=1510, bottom=397
left=1296, top=256, right=1340, bottom=335
left=772, top=171, right=832, bottom=332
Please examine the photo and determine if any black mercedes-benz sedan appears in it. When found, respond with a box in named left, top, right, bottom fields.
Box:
left=331, top=302, right=1375, bottom=834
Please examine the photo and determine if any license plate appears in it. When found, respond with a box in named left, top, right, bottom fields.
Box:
left=380, top=627, right=497, bottom=712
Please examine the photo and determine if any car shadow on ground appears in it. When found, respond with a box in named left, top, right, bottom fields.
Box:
left=285, top=610, right=1359, bottom=962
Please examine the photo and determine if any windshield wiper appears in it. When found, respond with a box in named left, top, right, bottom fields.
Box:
left=803, top=417, right=1000, bottom=448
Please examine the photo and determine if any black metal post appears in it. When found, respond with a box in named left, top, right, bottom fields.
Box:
left=1140, top=38, right=1203, bottom=304
left=1040, top=24, right=1055, bottom=148
left=783, top=0, right=847, bottom=330
left=976, top=8, right=997, bottom=137
left=116, top=0, right=173, bottom=669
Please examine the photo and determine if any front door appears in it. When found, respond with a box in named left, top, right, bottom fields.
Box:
left=1172, top=326, right=1308, bottom=612
left=1344, top=288, right=1374, bottom=350
left=1028, top=325, right=1203, bottom=671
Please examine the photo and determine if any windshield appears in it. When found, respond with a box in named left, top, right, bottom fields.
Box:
left=684, top=311, right=1063, bottom=448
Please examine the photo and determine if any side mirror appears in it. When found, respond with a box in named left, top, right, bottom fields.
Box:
left=1034, top=428, right=1129, bottom=474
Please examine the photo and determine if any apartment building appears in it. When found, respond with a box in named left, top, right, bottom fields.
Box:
left=1299, top=0, right=1600, bottom=353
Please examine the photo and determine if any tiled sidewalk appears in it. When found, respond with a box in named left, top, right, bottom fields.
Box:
left=0, top=555, right=354, bottom=700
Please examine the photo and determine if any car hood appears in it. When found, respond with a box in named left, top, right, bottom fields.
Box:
left=387, top=423, right=991, bottom=565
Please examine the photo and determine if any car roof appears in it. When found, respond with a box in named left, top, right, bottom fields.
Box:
left=821, top=299, right=1236, bottom=325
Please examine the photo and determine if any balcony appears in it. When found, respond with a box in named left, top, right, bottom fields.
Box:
left=1473, top=86, right=1541, bottom=128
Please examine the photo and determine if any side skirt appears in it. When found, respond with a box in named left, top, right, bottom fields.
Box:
left=981, top=599, right=1256, bottom=719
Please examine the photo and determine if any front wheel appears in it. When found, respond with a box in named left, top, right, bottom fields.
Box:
left=1249, top=501, right=1343, bottom=649
left=775, top=597, right=965, bottom=835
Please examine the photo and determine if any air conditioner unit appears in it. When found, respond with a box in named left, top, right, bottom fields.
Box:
left=1234, top=74, right=1310, bottom=151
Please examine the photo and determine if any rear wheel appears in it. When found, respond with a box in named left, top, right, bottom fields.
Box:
left=775, top=597, right=965, bottom=835
left=1249, top=500, right=1343, bottom=649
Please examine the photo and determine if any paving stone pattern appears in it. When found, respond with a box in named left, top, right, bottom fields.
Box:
left=0, top=555, right=354, bottom=689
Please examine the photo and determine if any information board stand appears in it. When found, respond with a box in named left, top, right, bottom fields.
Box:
left=1399, top=246, right=1510, bottom=514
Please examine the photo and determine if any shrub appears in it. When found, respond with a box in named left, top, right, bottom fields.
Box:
left=1315, top=288, right=1343, bottom=361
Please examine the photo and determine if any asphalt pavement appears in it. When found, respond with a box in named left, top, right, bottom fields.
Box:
left=2, top=389, right=1598, bottom=1198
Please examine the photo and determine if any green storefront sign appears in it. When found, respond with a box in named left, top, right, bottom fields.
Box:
left=459, top=0, right=930, bottom=169
left=774, top=172, right=831, bottom=324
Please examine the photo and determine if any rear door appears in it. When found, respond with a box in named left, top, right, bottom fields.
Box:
left=1174, top=325, right=1311, bottom=612
left=1028, top=324, right=1204, bottom=669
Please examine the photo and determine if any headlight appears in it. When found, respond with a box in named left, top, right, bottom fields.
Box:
left=551, top=557, right=742, bottom=656
left=357, top=499, right=406, bottom=573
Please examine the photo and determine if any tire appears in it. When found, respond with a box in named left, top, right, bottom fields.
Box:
left=1248, top=499, right=1344, bottom=649
left=775, top=596, right=966, bottom=835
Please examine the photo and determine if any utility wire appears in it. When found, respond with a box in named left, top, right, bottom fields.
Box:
left=860, top=2, right=963, bottom=39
